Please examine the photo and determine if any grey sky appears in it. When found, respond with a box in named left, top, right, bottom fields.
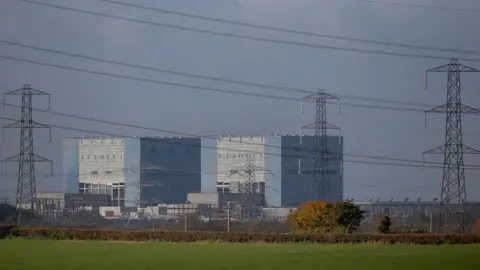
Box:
left=0, top=0, right=479, bottom=201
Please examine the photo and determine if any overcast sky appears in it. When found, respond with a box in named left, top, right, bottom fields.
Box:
left=0, top=0, right=479, bottom=201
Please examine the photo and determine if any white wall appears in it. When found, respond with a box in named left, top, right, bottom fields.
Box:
left=216, top=136, right=266, bottom=186
left=78, top=138, right=126, bottom=184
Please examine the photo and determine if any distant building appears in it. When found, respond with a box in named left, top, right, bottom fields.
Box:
left=36, top=192, right=111, bottom=212
left=63, top=137, right=203, bottom=207
left=203, top=135, right=343, bottom=207
left=63, top=134, right=343, bottom=208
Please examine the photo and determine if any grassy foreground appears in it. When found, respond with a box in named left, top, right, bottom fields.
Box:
left=0, top=239, right=479, bottom=270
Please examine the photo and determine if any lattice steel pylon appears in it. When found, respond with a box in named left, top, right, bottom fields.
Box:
left=227, top=154, right=273, bottom=195
left=1, top=84, right=52, bottom=224
left=300, top=89, right=342, bottom=202
left=423, top=59, right=480, bottom=233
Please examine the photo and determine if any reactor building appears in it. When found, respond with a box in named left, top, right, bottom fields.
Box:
left=63, top=135, right=343, bottom=208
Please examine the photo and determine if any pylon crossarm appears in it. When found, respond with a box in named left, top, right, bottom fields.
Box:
left=4, top=86, right=50, bottom=96
left=426, top=62, right=479, bottom=73
left=3, top=120, right=51, bottom=129
left=301, top=91, right=340, bottom=101
left=1, top=153, right=23, bottom=162
left=460, top=104, right=480, bottom=114
left=301, top=122, right=340, bottom=130
left=425, top=104, right=480, bottom=114
left=300, top=123, right=316, bottom=130
left=423, top=145, right=445, bottom=155
left=326, top=123, right=341, bottom=130
left=462, top=145, right=480, bottom=154
left=456, top=64, right=479, bottom=72
left=2, top=121, right=22, bottom=129
left=425, top=104, right=448, bottom=114
left=301, top=93, right=318, bottom=100
left=226, top=169, right=244, bottom=178
left=426, top=64, right=451, bottom=73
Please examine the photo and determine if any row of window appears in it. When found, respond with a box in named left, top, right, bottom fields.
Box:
left=217, top=153, right=263, bottom=158
left=80, top=139, right=124, bottom=145
left=218, top=137, right=265, bottom=142
left=80, top=155, right=124, bottom=160
left=78, top=187, right=125, bottom=198
left=79, top=183, right=125, bottom=189
left=90, top=170, right=113, bottom=175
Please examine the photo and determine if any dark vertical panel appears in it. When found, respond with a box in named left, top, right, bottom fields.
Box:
left=63, top=138, right=79, bottom=194
left=139, top=138, right=202, bottom=205
left=281, top=136, right=343, bottom=206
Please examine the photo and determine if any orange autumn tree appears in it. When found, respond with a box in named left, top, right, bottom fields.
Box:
left=289, top=201, right=337, bottom=233
left=289, top=201, right=364, bottom=233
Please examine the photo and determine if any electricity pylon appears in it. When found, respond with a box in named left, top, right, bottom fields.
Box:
left=1, top=84, right=52, bottom=225
left=423, top=59, right=480, bottom=233
left=300, top=89, right=342, bottom=202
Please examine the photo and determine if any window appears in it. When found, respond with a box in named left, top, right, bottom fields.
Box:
left=106, top=155, right=109, bottom=159
left=100, top=155, right=105, bottom=159
left=91, top=171, right=98, bottom=175
left=105, top=171, right=112, bottom=175
left=81, top=155, right=84, bottom=159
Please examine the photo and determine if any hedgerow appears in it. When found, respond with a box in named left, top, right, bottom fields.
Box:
left=2, top=226, right=479, bottom=244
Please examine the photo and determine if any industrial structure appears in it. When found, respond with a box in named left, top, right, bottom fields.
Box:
left=0, top=84, right=53, bottom=225
left=62, top=134, right=343, bottom=209
left=300, top=90, right=342, bottom=202
left=63, top=136, right=204, bottom=207
left=423, top=59, right=480, bottom=233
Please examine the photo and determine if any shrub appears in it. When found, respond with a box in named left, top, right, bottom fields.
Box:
left=377, top=216, right=391, bottom=234
left=2, top=226, right=480, bottom=244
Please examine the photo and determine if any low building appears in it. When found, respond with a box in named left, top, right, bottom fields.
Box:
left=36, top=192, right=111, bottom=213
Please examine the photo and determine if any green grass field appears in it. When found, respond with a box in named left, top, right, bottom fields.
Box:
left=0, top=239, right=479, bottom=270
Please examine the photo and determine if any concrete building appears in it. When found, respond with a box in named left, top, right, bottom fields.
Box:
left=63, top=137, right=204, bottom=207
left=63, top=134, right=343, bottom=209
left=202, top=135, right=343, bottom=207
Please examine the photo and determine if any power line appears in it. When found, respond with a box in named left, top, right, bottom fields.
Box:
left=1, top=112, right=479, bottom=170
left=0, top=102, right=454, bottom=166
left=0, top=39, right=435, bottom=108
left=94, top=0, right=480, bottom=55
left=347, top=0, right=480, bottom=13
left=0, top=54, right=431, bottom=113
left=17, top=0, right=480, bottom=62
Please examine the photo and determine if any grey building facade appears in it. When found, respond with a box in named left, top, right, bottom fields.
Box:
left=63, top=135, right=343, bottom=209
left=63, top=137, right=203, bottom=207
left=136, top=137, right=202, bottom=206
left=265, top=135, right=343, bottom=207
